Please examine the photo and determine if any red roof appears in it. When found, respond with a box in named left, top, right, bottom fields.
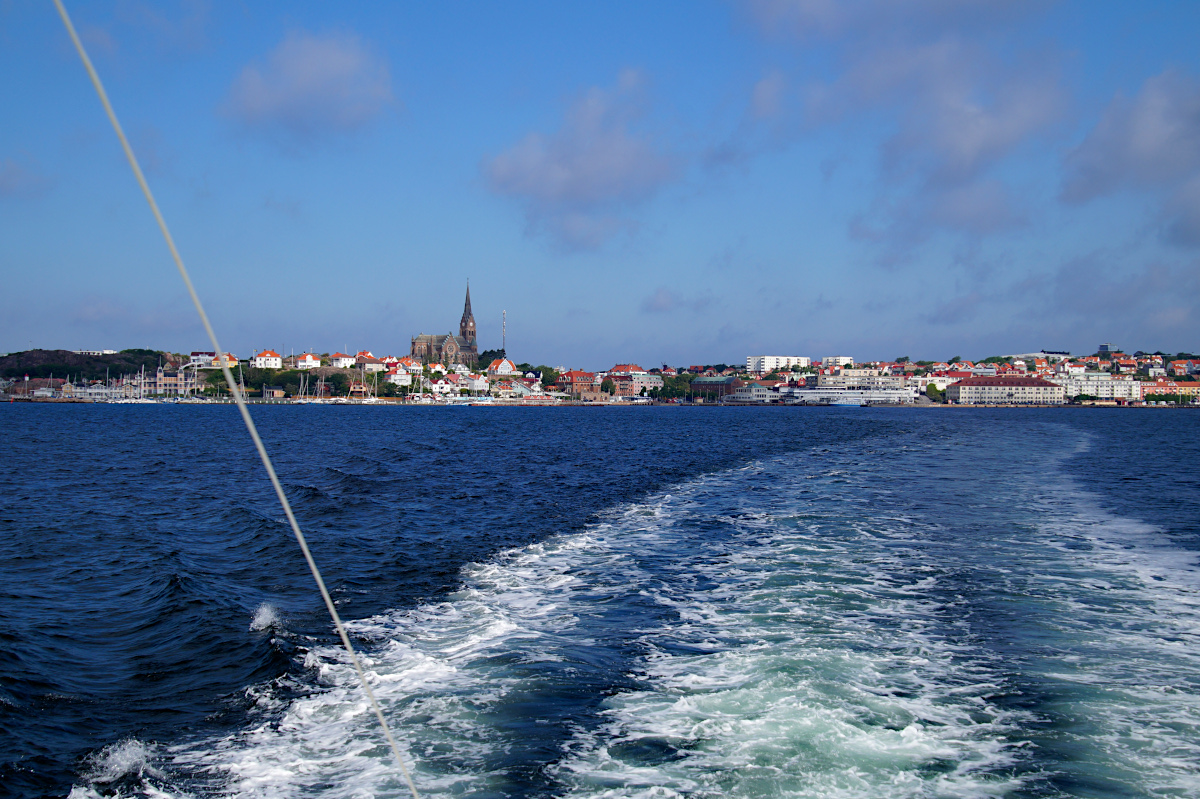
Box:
left=255, top=350, right=281, bottom=358
left=955, top=376, right=1059, bottom=387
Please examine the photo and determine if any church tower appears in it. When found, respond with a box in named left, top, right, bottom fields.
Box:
left=459, top=282, right=477, bottom=348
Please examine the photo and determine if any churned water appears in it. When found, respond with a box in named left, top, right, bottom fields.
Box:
left=1, top=405, right=1197, bottom=798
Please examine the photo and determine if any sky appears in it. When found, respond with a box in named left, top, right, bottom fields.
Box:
left=2, top=0, right=1199, bottom=369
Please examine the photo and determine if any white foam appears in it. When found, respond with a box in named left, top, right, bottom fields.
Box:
left=75, top=429, right=1200, bottom=798
left=248, top=603, right=282, bottom=632
left=82, top=739, right=164, bottom=785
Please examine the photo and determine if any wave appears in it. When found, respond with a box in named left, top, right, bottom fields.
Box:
left=70, top=428, right=1200, bottom=798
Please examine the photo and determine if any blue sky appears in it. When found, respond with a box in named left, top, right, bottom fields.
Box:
left=2, top=1, right=1198, bottom=368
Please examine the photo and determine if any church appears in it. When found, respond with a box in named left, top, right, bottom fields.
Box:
left=410, top=284, right=479, bottom=366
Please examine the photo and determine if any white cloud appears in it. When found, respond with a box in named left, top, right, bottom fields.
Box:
left=484, top=70, right=677, bottom=250
left=225, top=30, right=393, bottom=146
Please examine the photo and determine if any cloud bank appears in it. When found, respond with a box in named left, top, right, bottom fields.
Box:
left=741, top=0, right=1061, bottom=260
left=1063, top=70, right=1200, bottom=247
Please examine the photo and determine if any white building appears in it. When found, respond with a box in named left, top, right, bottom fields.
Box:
left=1050, top=373, right=1142, bottom=402
left=906, top=374, right=960, bottom=393
left=746, top=355, right=811, bottom=374
left=818, top=371, right=904, bottom=391
left=947, top=376, right=1065, bottom=405
left=487, top=358, right=518, bottom=378
left=296, top=353, right=320, bottom=370
left=330, top=352, right=356, bottom=369
left=252, top=350, right=283, bottom=369
left=821, top=356, right=855, bottom=369
left=384, top=369, right=412, bottom=387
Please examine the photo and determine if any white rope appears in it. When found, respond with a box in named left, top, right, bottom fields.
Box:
left=51, top=4, right=421, bottom=797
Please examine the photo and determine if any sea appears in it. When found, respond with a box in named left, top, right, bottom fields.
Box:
left=1, top=404, right=1198, bottom=799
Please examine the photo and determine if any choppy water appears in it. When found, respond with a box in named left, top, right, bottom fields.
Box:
left=1, top=406, right=1198, bottom=798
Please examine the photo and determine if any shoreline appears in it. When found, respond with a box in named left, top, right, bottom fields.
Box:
left=3, top=395, right=1193, bottom=410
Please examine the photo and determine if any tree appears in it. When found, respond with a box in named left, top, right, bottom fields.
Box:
left=477, top=349, right=505, bottom=368
left=601, top=378, right=615, bottom=394
left=896, top=356, right=910, bottom=363
left=948, top=355, right=962, bottom=364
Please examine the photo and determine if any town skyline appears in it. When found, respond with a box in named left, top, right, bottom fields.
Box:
left=3, top=2, right=1199, bottom=365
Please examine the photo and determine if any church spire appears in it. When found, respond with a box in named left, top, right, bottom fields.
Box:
left=459, top=281, right=476, bottom=347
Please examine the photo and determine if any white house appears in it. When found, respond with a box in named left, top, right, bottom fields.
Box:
left=331, top=352, right=356, bottom=369
left=384, top=369, right=412, bottom=387
left=487, top=358, right=518, bottom=378
left=252, top=350, right=283, bottom=369
left=296, top=353, right=320, bottom=370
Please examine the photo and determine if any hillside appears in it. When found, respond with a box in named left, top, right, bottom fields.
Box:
left=0, top=349, right=178, bottom=381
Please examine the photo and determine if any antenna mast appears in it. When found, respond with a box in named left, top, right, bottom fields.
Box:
left=502, top=310, right=506, bottom=354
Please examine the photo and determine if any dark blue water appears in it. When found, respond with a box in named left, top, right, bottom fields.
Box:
left=0, top=406, right=1197, bottom=798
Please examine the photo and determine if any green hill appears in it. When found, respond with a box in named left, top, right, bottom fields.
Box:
left=0, top=349, right=178, bottom=381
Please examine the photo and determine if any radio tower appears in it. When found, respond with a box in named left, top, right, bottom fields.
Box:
left=502, top=310, right=506, bottom=356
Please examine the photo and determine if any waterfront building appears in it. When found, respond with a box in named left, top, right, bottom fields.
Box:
left=411, top=284, right=479, bottom=366
left=1051, top=373, right=1143, bottom=402
left=817, top=371, right=906, bottom=391
left=726, top=384, right=777, bottom=403
left=747, top=355, right=811, bottom=374
left=602, top=364, right=665, bottom=393
left=690, top=375, right=743, bottom=400
left=781, top=386, right=914, bottom=405
left=1141, top=379, right=1200, bottom=398
left=947, top=376, right=1065, bottom=405
left=119, top=366, right=200, bottom=397
left=557, top=370, right=597, bottom=396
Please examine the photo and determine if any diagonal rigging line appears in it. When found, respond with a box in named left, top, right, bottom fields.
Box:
left=51, top=3, right=421, bottom=797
